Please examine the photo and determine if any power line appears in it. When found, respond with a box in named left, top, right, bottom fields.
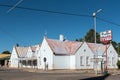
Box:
left=1, top=4, right=120, bottom=27
left=6, top=0, right=24, bottom=13
left=97, top=17, right=120, bottom=28
left=0, top=4, right=120, bottom=29
left=0, top=4, right=92, bottom=18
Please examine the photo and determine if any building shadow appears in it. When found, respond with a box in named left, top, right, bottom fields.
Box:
left=80, top=74, right=110, bottom=80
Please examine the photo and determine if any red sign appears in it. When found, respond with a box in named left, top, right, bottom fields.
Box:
left=100, top=30, right=112, bottom=43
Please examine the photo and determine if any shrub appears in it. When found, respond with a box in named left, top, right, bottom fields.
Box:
left=117, top=60, right=120, bottom=69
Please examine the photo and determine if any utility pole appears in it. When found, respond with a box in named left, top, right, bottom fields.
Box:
left=93, top=9, right=102, bottom=75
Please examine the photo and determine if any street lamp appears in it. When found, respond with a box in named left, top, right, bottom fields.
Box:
left=93, top=9, right=102, bottom=44
left=93, top=9, right=102, bottom=75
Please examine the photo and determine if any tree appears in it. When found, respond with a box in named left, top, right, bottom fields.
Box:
left=116, top=43, right=120, bottom=55
left=75, top=29, right=119, bottom=53
left=117, top=60, right=120, bottom=69
left=16, top=43, right=19, bottom=47
left=76, top=29, right=100, bottom=43
left=75, top=28, right=120, bottom=55
left=111, top=41, right=117, bottom=49
left=85, top=29, right=101, bottom=43
left=1, top=51, right=11, bottom=54
left=75, top=38, right=84, bottom=42
left=75, top=39, right=79, bottom=42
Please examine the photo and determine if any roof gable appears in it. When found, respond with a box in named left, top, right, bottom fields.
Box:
left=47, top=39, right=82, bottom=55
left=15, top=47, right=28, bottom=57
left=31, top=46, right=37, bottom=52
left=87, top=42, right=110, bottom=55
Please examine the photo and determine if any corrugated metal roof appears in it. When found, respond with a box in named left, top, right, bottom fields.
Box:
left=87, top=42, right=109, bottom=54
left=0, top=54, right=11, bottom=59
left=31, top=46, right=37, bottom=52
left=15, top=47, right=28, bottom=57
left=47, top=39, right=83, bottom=55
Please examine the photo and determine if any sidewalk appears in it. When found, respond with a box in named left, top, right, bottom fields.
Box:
left=22, top=68, right=120, bottom=75
left=22, top=68, right=97, bottom=74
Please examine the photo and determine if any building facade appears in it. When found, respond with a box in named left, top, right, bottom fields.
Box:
left=10, top=45, right=40, bottom=68
left=10, top=35, right=119, bottom=70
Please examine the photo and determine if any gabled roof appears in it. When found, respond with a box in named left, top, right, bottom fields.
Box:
left=87, top=42, right=110, bottom=54
left=31, top=46, right=37, bottom=52
left=15, top=47, right=28, bottom=57
left=31, top=44, right=41, bottom=53
left=46, top=39, right=83, bottom=55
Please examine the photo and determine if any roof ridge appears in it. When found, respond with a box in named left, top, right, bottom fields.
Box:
left=47, top=38, right=83, bottom=55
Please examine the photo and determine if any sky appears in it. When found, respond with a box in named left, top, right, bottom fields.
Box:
left=0, top=0, right=120, bottom=53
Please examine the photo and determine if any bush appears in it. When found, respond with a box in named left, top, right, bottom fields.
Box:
left=117, top=60, right=120, bottom=69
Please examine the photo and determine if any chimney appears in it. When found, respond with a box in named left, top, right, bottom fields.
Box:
left=59, top=34, right=64, bottom=41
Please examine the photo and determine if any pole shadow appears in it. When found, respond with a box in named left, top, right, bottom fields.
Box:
left=80, top=74, right=110, bottom=80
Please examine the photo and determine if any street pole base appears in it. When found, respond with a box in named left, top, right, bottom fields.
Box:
left=103, top=70, right=108, bottom=75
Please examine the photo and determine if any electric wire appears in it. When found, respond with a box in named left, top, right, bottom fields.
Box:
left=97, top=17, right=120, bottom=27
left=0, top=4, right=92, bottom=18
left=1, top=4, right=120, bottom=27
left=6, top=0, right=24, bottom=13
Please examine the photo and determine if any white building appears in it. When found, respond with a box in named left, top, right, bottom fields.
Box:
left=87, top=42, right=118, bottom=70
left=10, top=45, right=40, bottom=68
left=10, top=46, right=28, bottom=68
left=10, top=35, right=119, bottom=70
left=37, top=36, right=118, bottom=70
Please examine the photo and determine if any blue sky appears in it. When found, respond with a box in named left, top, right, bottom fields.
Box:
left=0, top=0, right=120, bottom=53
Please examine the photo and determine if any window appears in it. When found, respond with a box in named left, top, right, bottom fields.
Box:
left=33, top=60, right=37, bottom=66
left=80, top=56, right=84, bottom=66
left=84, top=49, right=86, bottom=52
left=110, top=51, right=112, bottom=53
left=86, top=56, right=90, bottom=66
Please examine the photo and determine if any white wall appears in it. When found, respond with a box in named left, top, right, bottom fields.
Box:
left=107, top=44, right=118, bottom=69
left=10, top=47, right=19, bottom=68
left=36, top=45, right=40, bottom=68
left=53, top=55, right=70, bottom=69
left=70, top=55, right=75, bottom=69
left=75, top=42, right=94, bottom=69
left=37, top=48, right=42, bottom=69
left=37, top=37, right=53, bottom=70
left=26, top=47, right=32, bottom=58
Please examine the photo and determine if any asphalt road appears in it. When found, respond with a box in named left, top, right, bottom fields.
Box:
left=0, top=68, right=120, bottom=80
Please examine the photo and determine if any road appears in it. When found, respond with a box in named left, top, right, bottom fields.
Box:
left=0, top=68, right=120, bottom=80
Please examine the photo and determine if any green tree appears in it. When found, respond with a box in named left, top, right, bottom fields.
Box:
left=75, top=28, right=120, bottom=55
left=116, top=43, right=120, bottom=55
left=111, top=41, right=117, bottom=49
left=75, top=38, right=84, bottom=42
left=117, top=60, right=120, bottom=69
left=1, top=51, right=11, bottom=54
left=76, top=29, right=100, bottom=43
left=75, top=39, right=79, bottom=42
left=85, top=29, right=100, bottom=43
